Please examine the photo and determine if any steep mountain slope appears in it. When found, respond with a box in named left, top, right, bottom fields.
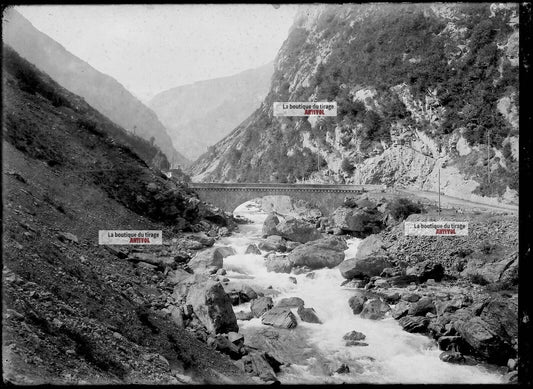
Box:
left=2, top=8, right=189, bottom=168
left=190, top=3, right=519, bottom=205
left=2, top=45, right=249, bottom=384
left=148, top=63, right=273, bottom=161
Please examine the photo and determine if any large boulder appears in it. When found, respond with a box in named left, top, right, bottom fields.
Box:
left=262, top=213, right=280, bottom=237
left=360, top=298, right=391, bottom=320
left=276, top=297, right=305, bottom=308
left=128, top=252, right=176, bottom=269
left=187, top=247, right=224, bottom=273
left=339, top=255, right=392, bottom=279
left=406, top=260, right=445, bottom=282
left=261, top=307, right=298, bottom=329
left=251, top=297, right=274, bottom=317
left=265, top=254, right=293, bottom=273
left=275, top=217, right=322, bottom=243
left=348, top=293, right=368, bottom=314
left=331, top=206, right=384, bottom=236
left=239, top=351, right=278, bottom=383
left=355, top=235, right=388, bottom=260
left=398, top=316, right=430, bottom=333
left=454, top=317, right=514, bottom=364
left=408, top=297, right=436, bottom=316
left=186, top=280, right=238, bottom=334
left=479, top=297, right=518, bottom=343
left=297, top=306, right=321, bottom=324
left=216, top=246, right=237, bottom=258
left=245, top=244, right=262, bottom=255
left=287, top=236, right=346, bottom=269
left=258, top=235, right=286, bottom=252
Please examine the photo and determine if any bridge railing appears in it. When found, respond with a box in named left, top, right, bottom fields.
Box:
left=188, top=182, right=386, bottom=191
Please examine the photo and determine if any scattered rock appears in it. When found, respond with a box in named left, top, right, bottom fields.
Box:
left=360, top=298, right=391, bottom=320
left=261, top=307, right=297, bottom=329
left=285, top=241, right=302, bottom=252
left=186, top=280, right=238, bottom=334
left=331, top=206, right=384, bottom=236
left=381, top=291, right=401, bottom=304
left=274, top=217, right=322, bottom=243
left=348, top=293, right=368, bottom=315
left=402, top=293, right=421, bottom=303
left=166, top=268, right=192, bottom=285
left=287, top=236, right=346, bottom=269
left=297, top=306, right=321, bottom=324
left=335, top=364, right=350, bottom=374
left=408, top=297, right=436, bottom=316
left=129, top=252, right=175, bottom=269
left=345, top=341, right=369, bottom=347
left=262, top=214, right=280, bottom=237
left=216, top=246, right=237, bottom=258
left=104, top=245, right=128, bottom=259
left=439, top=351, right=466, bottom=364
left=240, top=351, right=278, bottom=383
left=258, top=235, right=286, bottom=252
left=187, top=248, right=223, bottom=273
left=388, top=275, right=420, bottom=287
left=406, top=260, right=444, bottom=282
left=235, top=311, right=254, bottom=321
left=251, top=297, right=274, bottom=318
left=339, top=255, right=392, bottom=279
left=189, top=232, right=215, bottom=247
left=57, top=232, right=78, bottom=243
left=245, top=244, right=261, bottom=255
left=343, top=331, right=366, bottom=341
left=276, top=297, right=304, bottom=308
left=288, top=276, right=297, bottom=284
left=454, top=317, right=514, bottom=364
left=398, top=316, right=429, bottom=333
left=265, top=254, right=293, bottom=273
left=355, top=235, right=387, bottom=260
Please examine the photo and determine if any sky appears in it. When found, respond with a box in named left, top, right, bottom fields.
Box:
left=16, top=4, right=299, bottom=102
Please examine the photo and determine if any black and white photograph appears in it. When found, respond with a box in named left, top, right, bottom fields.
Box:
left=2, top=3, right=529, bottom=385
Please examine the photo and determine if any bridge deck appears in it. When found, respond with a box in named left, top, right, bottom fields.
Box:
left=189, top=183, right=385, bottom=191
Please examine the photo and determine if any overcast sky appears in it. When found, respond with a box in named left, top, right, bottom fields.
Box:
left=16, top=4, right=299, bottom=102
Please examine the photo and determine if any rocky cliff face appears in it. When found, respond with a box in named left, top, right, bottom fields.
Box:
left=149, top=63, right=274, bottom=161
left=3, top=8, right=189, bottom=168
left=190, top=3, right=519, bottom=205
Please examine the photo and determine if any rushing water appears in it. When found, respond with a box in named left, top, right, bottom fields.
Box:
left=214, top=200, right=504, bottom=384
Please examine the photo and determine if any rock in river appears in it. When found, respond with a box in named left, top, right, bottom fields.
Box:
left=274, top=217, right=322, bottom=243
left=276, top=297, right=305, bottom=308
left=187, top=247, right=223, bottom=273
left=287, top=236, right=346, bottom=269
left=261, top=307, right=298, bottom=329
left=186, top=280, right=238, bottom=334
left=297, top=306, right=321, bottom=324
left=359, top=298, right=391, bottom=320
left=251, top=297, right=274, bottom=317
left=339, top=255, right=392, bottom=279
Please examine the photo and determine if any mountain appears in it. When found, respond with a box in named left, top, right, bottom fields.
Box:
left=2, top=8, right=189, bottom=168
left=3, top=44, right=250, bottom=384
left=189, top=3, right=519, bottom=205
left=148, top=63, right=274, bottom=161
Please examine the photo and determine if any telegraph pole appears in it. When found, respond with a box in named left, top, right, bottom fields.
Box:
left=487, top=129, right=490, bottom=186
left=438, top=166, right=441, bottom=214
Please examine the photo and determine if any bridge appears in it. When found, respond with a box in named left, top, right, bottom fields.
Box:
left=188, top=182, right=386, bottom=215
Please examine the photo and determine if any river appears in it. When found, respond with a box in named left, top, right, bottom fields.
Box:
left=213, top=200, right=504, bottom=384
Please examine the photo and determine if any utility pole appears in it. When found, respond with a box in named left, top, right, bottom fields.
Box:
left=487, top=129, right=490, bottom=186
left=438, top=165, right=441, bottom=214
